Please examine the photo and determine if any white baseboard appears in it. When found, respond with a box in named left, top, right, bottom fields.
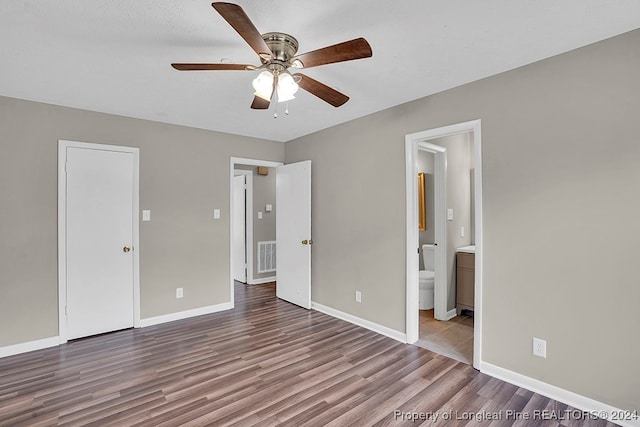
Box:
left=0, top=336, right=59, bottom=359
left=1, top=303, right=234, bottom=358
left=311, top=302, right=406, bottom=343
left=444, top=309, right=457, bottom=320
left=140, top=302, right=233, bottom=328
left=481, top=362, right=640, bottom=427
left=248, top=276, right=276, bottom=285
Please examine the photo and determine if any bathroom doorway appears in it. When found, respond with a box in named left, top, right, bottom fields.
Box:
left=405, top=120, right=483, bottom=369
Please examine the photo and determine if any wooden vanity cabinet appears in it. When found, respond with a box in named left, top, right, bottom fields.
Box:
left=456, top=252, right=475, bottom=315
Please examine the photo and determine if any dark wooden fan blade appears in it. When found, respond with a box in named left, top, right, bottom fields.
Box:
left=293, top=73, right=349, bottom=107
left=251, top=96, right=270, bottom=109
left=291, top=38, right=372, bottom=69
left=171, top=63, right=252, bottom=71
left=212, top=2, right=271, bottom=57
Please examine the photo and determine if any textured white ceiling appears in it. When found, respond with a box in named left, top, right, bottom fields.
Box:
left=1, top=1, right=639, bottom=142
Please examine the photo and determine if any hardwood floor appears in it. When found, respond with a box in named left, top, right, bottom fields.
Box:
left=417, top=309, right=474, bottom=365
left=0, top=283, right=614, bottom=426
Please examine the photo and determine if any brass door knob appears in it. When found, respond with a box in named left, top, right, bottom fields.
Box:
left=123, top=246, right=131, bottom=253
left=301, top=240, right=308, bottom=245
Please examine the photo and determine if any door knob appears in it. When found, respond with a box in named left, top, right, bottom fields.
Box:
left=301, top=240, right=308, bottom=245
left=123, top=246, right=131, bottom=253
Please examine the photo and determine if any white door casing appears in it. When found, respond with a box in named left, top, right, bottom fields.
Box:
left=232, top=174, right=247, bottom=282
left=405, top=120, right=483, bottom=369
left=58, top=140, right=140, bottom=343
left=229, top=158, right=282, bottom=305
left=276, top=161, right=312, bottom=309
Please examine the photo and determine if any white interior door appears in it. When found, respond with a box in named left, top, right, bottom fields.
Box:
left=65, top=146, right=135, bottom=339
left=276, top=160, right=311, bottom=309
left=232, top=174, right=247, bottom=282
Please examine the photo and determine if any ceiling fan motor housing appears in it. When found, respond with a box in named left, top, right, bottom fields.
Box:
left=262, top=32, right=299, bottom=72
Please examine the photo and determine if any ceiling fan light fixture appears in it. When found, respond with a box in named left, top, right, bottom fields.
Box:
left=252, top=70, right=274, bottom=101
left=276, top=72, right=299, bottom=102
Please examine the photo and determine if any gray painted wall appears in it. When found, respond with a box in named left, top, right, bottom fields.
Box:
left=285, top=29, right=640, bottom=411
left=0, top=96, right=284, bottom=346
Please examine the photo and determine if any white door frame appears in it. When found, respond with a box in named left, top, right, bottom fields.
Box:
left=230, top=157, right=283, bottom=305
left=405, top=119, right=483, bottom=369
left=58, top=140, right=141, bottom=344
left=233, top=170, right=252, bottom=283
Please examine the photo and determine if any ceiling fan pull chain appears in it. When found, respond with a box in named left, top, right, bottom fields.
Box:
left=273, top=87, right=279, bottom=118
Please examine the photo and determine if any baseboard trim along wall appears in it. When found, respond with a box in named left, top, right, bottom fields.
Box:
left=248, top=276, right=276, bottom=285
left=139, top=302, right=234, bottom=328
left=445, top=309, right=457, bottom=321
left=481, top=362, right=640, bottom=427
left=1, top=303, right=235, bottom=359
left=311, top=302, right=407, bottom=343
left=0, top=336, right=59, bottom=359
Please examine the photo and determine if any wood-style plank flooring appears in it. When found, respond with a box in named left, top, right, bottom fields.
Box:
left=0, top=283, right=615, bottom=426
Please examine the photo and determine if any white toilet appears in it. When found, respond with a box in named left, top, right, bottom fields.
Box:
left=419, top=244, right=435, bottom=310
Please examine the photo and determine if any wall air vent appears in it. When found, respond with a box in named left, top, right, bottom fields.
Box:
left=258, top=241, right=276, bottom=273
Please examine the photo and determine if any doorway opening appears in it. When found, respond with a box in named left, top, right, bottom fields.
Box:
left=230, top=157, right=282, bottom=307
left=405, top=120, right=483, bottom=369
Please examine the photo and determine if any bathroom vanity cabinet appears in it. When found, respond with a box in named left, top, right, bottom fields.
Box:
left=456, top=251, right=475, bottom=315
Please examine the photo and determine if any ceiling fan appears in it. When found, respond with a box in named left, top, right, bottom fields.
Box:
left=171, top=2, right=373, bottom=113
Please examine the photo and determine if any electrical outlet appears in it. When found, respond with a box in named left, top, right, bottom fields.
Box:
left=176, top=288, right=183, bottom=299
left=355, top=291, right=362, bottom=303
left=533, top=338, right=547, bottom=358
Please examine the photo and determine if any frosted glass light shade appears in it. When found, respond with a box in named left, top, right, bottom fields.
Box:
left=252, top=71, right=274, bottom=101
left=276, top=72, right=299, bottom=102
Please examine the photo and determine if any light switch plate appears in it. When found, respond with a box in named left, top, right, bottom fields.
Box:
left=447, top=209, right=454, bottom=221
left=265, top=204, right=272, bottom=212
left=257, top=211, right=263, bottom=219
left=214, top=209, right=220, bottom=219
left=142, top=210, right=151, bottom=221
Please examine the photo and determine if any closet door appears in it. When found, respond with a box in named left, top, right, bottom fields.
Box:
left=64, top=145, right=135, bottom=339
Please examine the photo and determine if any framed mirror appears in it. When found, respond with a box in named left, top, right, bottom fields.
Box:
left=418, top=172, right=426, bottom=230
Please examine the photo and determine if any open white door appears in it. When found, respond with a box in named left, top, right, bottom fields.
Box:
left=232, top=174, right=247, bottom=282
left=276, top=161, right=311, bottom=309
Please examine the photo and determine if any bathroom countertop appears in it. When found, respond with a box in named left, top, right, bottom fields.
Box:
left=457, top=245, right=476, bottom=253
